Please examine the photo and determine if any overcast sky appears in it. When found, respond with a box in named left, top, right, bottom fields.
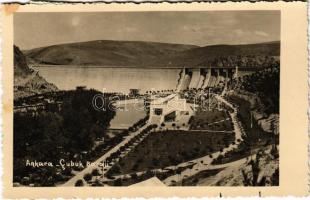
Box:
left=14, top=11, right=280, bottom=50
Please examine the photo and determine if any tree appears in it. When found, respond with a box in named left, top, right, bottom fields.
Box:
left=128, top=127, right=134, bottom=132
left=75, top=179, right=84, bottom=186
left=271, top=168, right=279, bottom=186
left=172, top=123, right=176, bottom=129
left=152, top=158, right=160, bottom=166
left=92, top=168, right=100, bottom=176
left=242, top=152, right=264, bottom=186
left=114, top=178, right=123, bottom=186
left=83, top=173, right=93, bottom=182
left=130, top=173, right=138, bottom=180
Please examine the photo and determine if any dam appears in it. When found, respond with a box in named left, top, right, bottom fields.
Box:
left=176, top=66, right=246, bottom=92
left=33, top=65, right=256, bottom=94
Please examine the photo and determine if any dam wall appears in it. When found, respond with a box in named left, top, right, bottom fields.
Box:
left=174, top=65, right=258, bottom=91
left=176, top=67, right=251, bottom=90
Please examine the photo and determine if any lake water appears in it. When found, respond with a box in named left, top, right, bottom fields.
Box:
left=110, top=100, right=146, bottom=129
left=32, top=66, right=182, bottom=94
left=32, top=66, right=252, bottom=129
left=33, top=66, right=178, bottom=129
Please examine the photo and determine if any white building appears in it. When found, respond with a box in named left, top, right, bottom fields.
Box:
left=149, top=93, right=193, bottom=126
left=130, top=177, right=166, bottom=187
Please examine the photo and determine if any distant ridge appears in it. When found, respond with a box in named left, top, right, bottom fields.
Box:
left=25, top=40, right=280, bottom=67
left=25, top=40, right=198, bottom=66
left=158, top=41, right=280, bottom=67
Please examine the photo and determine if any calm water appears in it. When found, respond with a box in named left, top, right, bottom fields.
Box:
left=110, top=101, right=146, bottom=129
left=32, top=66, right=253, bottom=129
left=33, top=66, right=178, bottom=129
left=32, top=66, right=181, bottom=94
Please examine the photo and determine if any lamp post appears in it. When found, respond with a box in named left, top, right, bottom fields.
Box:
left=208, top=88, right=212, bottom=111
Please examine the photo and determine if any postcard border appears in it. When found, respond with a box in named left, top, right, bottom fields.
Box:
left=2, top=2, right=308, bottom=198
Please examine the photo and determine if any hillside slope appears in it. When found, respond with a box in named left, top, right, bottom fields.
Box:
left=156, top=41, right=280, bottom=67
left=25, top=40, right=197, bottom=66
left=25, top=40, right=280, bottom=67
left=14, top=45, right=58, bottom=99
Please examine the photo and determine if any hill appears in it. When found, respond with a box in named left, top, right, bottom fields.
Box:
left=14, top=45, right=58, bottom=99
left=24, top=40, right=280, bottom=67
left=156, top=41, right=280, bottom=67
left=25, top=40, right=197, bottom=66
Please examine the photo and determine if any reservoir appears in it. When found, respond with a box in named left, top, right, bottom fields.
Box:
left=32, top=66, right=182, bottom=94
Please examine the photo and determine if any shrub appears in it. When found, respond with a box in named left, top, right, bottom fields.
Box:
left=92, top=168, right=100, bottom=176
left=130, top=173, right=138, bottom=180
left=75, top=179, right=84, bottom=186
left=21, top=176, right=30, bottom=185
left=13, top=176, right=21, bottom=183
left=91, top=179, right=103, bottom=186
left=63, top=168, right=73, bottom=176
left=193, top=178, right=199, bottom=183
left=83, top=173, right=93, bottom=182
left=114, top=178, right=123, bottom=186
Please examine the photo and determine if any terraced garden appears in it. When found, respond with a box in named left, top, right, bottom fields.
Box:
left=189, top=108, right=233, bottom=131
left=212, top=94, right=278, bottom=165
left=107, top=130, right=235, bottom=176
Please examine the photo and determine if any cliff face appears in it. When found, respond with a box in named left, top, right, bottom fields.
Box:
left=14, top=45, right=58, bottom=99
left=14, top=46, right=33, bottom=77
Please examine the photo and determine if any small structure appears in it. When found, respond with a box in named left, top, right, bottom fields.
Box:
left=76, top=86, right=86, bottom=91
left=130, top=177, right=166, bottom=187
left=149, top=93, right=193, bottom=125
left=129, top=89, right=140, bottom=96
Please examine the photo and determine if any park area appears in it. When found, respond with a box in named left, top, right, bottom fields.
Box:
left=107, top=130, right=235, bottom=176
left=189, top=108, right=233, bottom=131
left=212, top=94, right=278, bottom=165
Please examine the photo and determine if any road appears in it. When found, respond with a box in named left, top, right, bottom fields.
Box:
left=63, top=93, right=246, bottom=186
left=162, top=94, right=245, bottom=185
left=62, top=122, right=151, bottom=186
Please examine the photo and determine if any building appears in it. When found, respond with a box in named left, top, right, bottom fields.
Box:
left=76, top=86, right=86, bottom=91
left=149, top=93, right=193, bottom=126
left=129, top=89, right=140, bottom=96
left=130, top=177, right=166, bottom=187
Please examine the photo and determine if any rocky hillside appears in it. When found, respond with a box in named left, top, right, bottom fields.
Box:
left=14, top=45, right=33, bottom=77
left=14, top=45, right=58, bottom=99
left=24, top=40, right=280, bottom=68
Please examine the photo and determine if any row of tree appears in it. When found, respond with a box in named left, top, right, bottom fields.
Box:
left=14, top=89, right=116, bottom=186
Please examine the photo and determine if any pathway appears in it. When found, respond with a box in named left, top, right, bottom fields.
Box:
left=62, top=122, right=151, bottom=186
left=162, top=94, right=246, bottom=185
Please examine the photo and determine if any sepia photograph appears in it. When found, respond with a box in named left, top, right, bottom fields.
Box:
left=12, top=10, right=281, bottom=187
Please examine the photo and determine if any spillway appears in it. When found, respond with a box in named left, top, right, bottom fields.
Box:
left=189, top=68, right=201, bottom=89
left=207, top=69, right=217, bottom=87
left=176, top=68, right=192, bottom=92
left=214, top=70, right=221, bottom=86
left=197, top=75, right=205, bottom=88
left=197, top=69, right=206, bottom=88
left=202, top=68, right=211, bottom=88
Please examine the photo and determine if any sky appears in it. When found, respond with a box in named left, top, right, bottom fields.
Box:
left=14, top=11, right=280, bottom=50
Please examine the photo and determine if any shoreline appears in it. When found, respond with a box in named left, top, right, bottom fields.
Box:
left=30, top=64, right=265, bottom=71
